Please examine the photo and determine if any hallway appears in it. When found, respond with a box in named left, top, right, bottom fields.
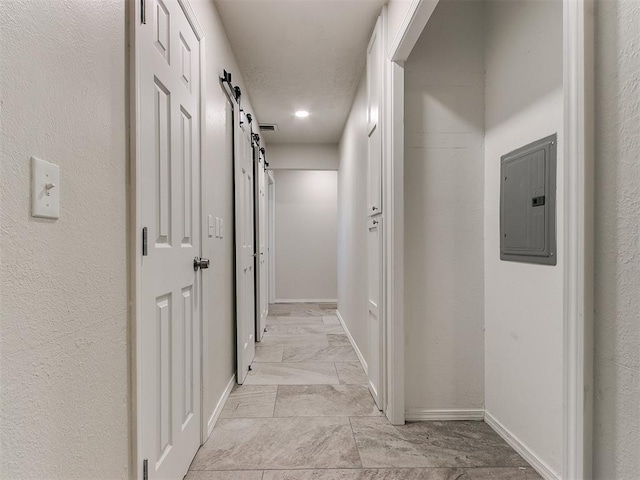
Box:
left=186, top=303, right=542, bottom=479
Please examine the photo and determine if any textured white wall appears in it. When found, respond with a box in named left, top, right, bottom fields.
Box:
left=593, top=2, right=640, bottom=478
left=483, top=1, right=564, bottom=474
left=0, top=0, right=129, bottom=478
left=267, top=144, right=339, bottom=170
left=337, top=74, right=369, bottom=361
left=404, top=0, right=485, bottom=414
left=274, top=170, right=338, bottom=302
left=191, top=0, right=261, bottom=435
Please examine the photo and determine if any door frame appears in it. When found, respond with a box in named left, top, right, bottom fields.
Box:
left=130, top=0, right=206, bottom=477
left=385, top=0, right=594, bottom=477
left=267, top=171, right=276, bottom=305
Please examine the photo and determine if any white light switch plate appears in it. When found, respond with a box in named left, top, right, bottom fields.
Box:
left=31, top=156, right=60, bottom=219
left=208, top=215, right=215, bottom=237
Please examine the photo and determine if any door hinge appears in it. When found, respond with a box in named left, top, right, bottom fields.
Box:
left=142, top=459, right=148, bottom=480
left=142, top=227, right=148, bottom=256
left=141, top=0, right=147, bottom=24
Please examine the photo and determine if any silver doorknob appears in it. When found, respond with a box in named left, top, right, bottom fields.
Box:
left=194, top=257, right=210, bottom=271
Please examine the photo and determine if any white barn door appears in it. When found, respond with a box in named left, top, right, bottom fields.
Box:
left=138, top=0, right=202, bottom=477
left=255, top=146, right=268, bottom=341
left=235, top=109, right=256, bottom=383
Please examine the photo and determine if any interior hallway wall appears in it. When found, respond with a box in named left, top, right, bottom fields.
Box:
left=387, top=0, right=412, bottom=53
left=0, top=1, right=129, bottom=477
left=483, top=1, right=564, bottom=474
left=404, top=0, right=485, bottom=415
left=593, top=2, right=640, bottom=478
left=274, top=170, right=338, bottom=302
left=268, top=143, right=339, bottom=170
left=191, top=0, right=261, bottom=435
left=337, top=74, right=369, bottom=363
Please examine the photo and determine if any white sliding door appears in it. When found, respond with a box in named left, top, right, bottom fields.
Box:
left=234, top=109, right=256, bottom=384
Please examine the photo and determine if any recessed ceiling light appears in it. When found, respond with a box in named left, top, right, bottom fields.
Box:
left=294, top=110, right=310, bottom=118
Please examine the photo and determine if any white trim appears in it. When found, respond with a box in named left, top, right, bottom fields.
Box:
left=267, top=172, right=276, bottom=305
left=388, top=0, right=439, bottom=62
left=336, top=310, right=368, bottom=374
left=129, top=0, right=141, bottom=474
left=274, top=299, right=337, bottom=304
left=562, top=1, right=594, bottom=478
left=405, top=409, right=485, bottom=422
left=383, top=52, right=406, bottom=427
left=485, top=411, right=560, bottom=480
left=206, top=375, right=236, bottom=439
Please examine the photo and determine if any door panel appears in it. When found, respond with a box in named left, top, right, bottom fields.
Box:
left=255, top=146, right=268, bottom=341
left=235, top=111, right=256, bottom=383
left=368, top=217, right=382, bottom=409
left=139, top=0, right=202, bottom=478
left=366, top=15, right=383, bottom=411
left=367, top=17, right=382, bottom=216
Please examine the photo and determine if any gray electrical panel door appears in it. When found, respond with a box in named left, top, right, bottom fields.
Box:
left=500, top=134, right=557, bottom=265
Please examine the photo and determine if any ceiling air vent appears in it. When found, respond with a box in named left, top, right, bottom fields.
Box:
left=259, top=123, right=279, bottom=132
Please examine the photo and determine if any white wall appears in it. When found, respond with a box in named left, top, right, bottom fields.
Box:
left=268, top=143, right=339, bottom=170
left=0, top=1, right=129, bottom=478
left=593, top=2, right=640, bottom=478
left=387, top=0, right=412, bottom=53
left=337, top=74, right=369, bottom=361
left=404, top=0, right=485, bottom=414
left=191, top=0, right=261, bottom=435
left=274, top=170, right=338, bottom=302
left=483, top=1, right=564, bottom=474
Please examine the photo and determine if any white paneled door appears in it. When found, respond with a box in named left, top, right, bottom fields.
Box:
left=235, top=109, right=257, bottom=383
left=138, top=0, right=202, bottom=478
left=367, top=15, right=383, bottom=410
left=367, top=216, right=383, bottom=409
left=256, top=147, right=268, bottom=341
left=367, top=16, right=383, bottom=216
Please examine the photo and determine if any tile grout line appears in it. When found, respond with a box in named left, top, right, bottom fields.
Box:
left=272, top=384, right=279, bottom=418
left=347, top=416, right=365, bottom=470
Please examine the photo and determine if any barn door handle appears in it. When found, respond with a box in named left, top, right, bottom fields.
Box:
left=194, top=257, right=210, bottom=271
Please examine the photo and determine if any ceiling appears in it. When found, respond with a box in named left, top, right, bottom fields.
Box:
left=214, top=0, right=386, bottom=144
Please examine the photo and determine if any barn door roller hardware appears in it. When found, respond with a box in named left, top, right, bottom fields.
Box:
left=220, top=69, right=242, bottom=102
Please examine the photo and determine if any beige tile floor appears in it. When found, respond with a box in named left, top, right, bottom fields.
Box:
left=188, top=303, right=542, bottom=480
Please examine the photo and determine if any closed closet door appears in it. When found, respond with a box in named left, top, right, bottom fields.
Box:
left=368, top=216, right=383, bottom=409
left=367, top=16, right=382, bottom=216
left=235, top=110, right=256, bottom=384
left=366, top=15, right=383, bottom=410
left=138, top=0, right=202, bottom=476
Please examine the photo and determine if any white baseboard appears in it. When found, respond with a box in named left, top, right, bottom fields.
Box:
left=335, top=310, right=368, bottom=374
left=206, top=374, right=235, bottom=439
left=274, top=299, right=338, bottom=304
left=484, top=411, right=560, bottom=480
left=405, top=408, right=485, bottom=421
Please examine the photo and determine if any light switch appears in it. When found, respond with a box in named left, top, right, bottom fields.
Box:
left=218, top=218, right=223, bottom=238
left=208, top=214, right=214, bottom=237
left=31, top=156, right=60, bottom=219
